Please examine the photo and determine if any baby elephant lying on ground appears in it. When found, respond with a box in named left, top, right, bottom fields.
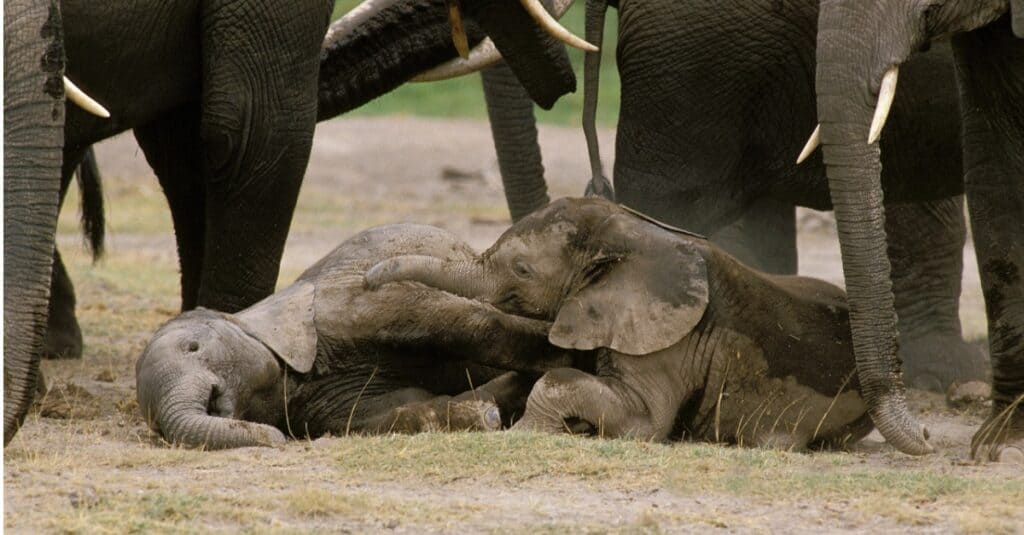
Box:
left=136, top=224, right=574, bottom=449
left=366, top=197, right=872, bottom=450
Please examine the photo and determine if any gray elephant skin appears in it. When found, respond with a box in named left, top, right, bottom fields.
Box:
left=135, top=223, right=580, bottom=449
left=475, top=0, right=987, bottom=395
left=367, top=198, right=871, bottom=449
left=8, top=0, right=581, bottom=444
left=811, top=0, right=1024, bottom=461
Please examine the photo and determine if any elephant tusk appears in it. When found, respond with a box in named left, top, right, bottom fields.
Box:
left=412, top=0, right=582, bottom=82
left=64, top=77, right=110, bottom=118
left=867, top=67, right=898, bottom=144
left=412, top=38, right=502, bottom=82
left=796, top=124, right=821, bottom=164
left=446, top=0, right=470, bottom=59
left=322, top=0, right=405, bottom=49
left=519, top=0, right=598, bottom=52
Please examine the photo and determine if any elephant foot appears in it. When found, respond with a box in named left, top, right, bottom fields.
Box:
left=42, top=312, right=83, bottom=360
left=384, top=400, right=502, bottom=434
left=970, top=400, right=1024, bottom=464
left=899, top=333, right=989, bottom=392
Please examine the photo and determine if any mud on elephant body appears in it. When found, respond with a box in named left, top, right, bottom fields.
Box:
left=136, top=224, right=577, bottom=449
left=367, top=198, right=872, bottom=450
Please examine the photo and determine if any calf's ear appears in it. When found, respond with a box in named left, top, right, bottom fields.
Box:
left=235, top=281, right=318, bottom=373
left=550, top=213, right=709, bottom=356
left=1012, top=0, right=1024, bottom=38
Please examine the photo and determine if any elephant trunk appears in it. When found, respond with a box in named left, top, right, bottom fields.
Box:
left=137, top=354, right=285, bottom=450
left=4, top=0, right=66, bottom=446
left=481, top=63, right=549, bottom=222
left=365, top=255, right=500, bottom=300
left=815, top=0, right=931, bottom=455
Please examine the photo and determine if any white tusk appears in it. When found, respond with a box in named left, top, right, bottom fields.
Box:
left=64, top=77, right=110, bottom=118
left=867, top=66, right=898, bottom=144
left=323, top=0, right=405, bottom=49
left=412, top=38, right=503, bottom=82
left=796, top=124, right=821, bottom=164
left=413, top=0, right=581, bottom=82
left=519, top=0, right=598, bottom=52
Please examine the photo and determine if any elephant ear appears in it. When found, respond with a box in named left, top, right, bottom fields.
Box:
left=235, top=281, right=317, bottom=373
left=1012, top=0, right=1024, bottom=38
left=550, top=213, right=709, bottom=356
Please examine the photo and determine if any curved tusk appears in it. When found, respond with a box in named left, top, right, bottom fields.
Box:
left=796, top=124, right=821, bottom=164
left=323, top=0, right=405, bottom=49
left=64, top=77, right=110, bottom=118
left=867, top=66, right=898, bottom=144
left=519, top=0, right=598, bottom=52
left=446, top=0, right=470, bottom=59
left=412, top=39, right=502, bottom=82
left=413, top=0, right=582, bottom=82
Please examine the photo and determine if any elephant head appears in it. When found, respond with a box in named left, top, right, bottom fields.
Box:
left=366, top=197, right=710, bottom=357
left=317, top=0, right=592, bottom=120
left=4, top=0, right=67, bottom=445
left=136, top=282, right=318, bottom=449
left=810, top=0, right=1018, bottom=455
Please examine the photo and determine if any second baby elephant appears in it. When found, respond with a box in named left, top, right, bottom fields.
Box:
left=136, top=224, right=576, bottom=449
left=367, top=198, right=871, bottom=449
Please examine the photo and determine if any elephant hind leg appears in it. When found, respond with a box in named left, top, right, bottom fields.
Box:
left=42, top=250, right=82, bottom=359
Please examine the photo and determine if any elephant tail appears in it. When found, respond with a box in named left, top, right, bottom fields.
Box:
left=75, top=146, right=105, bottom=261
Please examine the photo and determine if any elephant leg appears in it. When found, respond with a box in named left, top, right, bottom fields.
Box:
left=885, top=197, right=988, bottom=392
left=42, top=148, right=88, bottom=359
left=481, top=63, right=550, bottom=222
left=952, top=23, right=1024, bottom=463
left=343, top=388, right=501, bottom=435
left=134, top=109, right=206, bottom=311
left=708, top=198, right=798, bottom=275
left=193, top=1, right=331, bottom=313
left=512, top=368, right=655, bottom=439
left=451, top=370, right=538, bottom=428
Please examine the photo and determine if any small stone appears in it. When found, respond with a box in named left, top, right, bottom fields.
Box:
left=94, top=368, right=116, bottom=382
left=68, top=487, right=99, bottom=509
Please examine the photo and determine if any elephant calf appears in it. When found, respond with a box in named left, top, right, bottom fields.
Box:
left=366, top=198, right=873, bottom=450
left=136, top=224, right=572, bottom=449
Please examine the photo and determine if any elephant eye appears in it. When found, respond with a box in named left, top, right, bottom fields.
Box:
left=512, top=260, right=533, bottom=279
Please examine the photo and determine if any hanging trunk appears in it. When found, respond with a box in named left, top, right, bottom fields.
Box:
left=4, top=0, right=66, bottom=446
left=815, top=0, right=931, bottom=455
left=481, top=63, right=549, bottom=222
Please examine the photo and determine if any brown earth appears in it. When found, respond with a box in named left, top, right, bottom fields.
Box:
left=5, top=117, right=1019, bottom=534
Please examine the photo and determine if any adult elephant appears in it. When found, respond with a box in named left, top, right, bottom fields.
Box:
left=810, top=0, right=1023, bottom=460
left=4, top=0, right=66, bottom=445
left=472, top=0, right=984, bottom=392
left=5, top=0, right=589, bottom=444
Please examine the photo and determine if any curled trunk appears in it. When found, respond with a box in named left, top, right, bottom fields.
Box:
left=4, top=0, right=66, bottom=445
left=137, top=358, right=285, bottom=449
left=815, top=0, right=931, bottom=454
left=366, top=255, right=499, bottom=300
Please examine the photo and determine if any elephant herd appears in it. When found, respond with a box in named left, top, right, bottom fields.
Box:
left=3, top=0, right=1022, bottom=463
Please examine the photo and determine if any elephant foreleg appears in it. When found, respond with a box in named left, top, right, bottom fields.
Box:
left=885, top=196, right=988, bottom=391
left=512, top=368, right=656, bottom=439
left=953, top=21, right=1024, bottom=463
left=134, top=108, right=207, bottom=311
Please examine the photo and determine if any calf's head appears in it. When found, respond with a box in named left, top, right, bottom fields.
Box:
left=366, top=197, right=710, bottom=356
left=136, top=282, right=318, bottom=448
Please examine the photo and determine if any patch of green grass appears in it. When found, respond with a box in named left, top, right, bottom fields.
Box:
left=331, top=0, right=621, bottom=127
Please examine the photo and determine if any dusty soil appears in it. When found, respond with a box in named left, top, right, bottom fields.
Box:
left=5, top=117, right=1019, bottom=534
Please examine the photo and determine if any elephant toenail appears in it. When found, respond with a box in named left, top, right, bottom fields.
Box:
left=998, top=446, right=1024, bottom=464
left=485, top=406, right=501, bottom=429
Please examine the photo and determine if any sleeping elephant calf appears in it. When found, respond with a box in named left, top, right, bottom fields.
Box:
left=366, top=198, right=872, bottom=450
left=136, top=224, right=574, bottom=449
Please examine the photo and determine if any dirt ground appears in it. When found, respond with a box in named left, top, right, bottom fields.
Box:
left=4, top=117, right=1021, bottom=533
